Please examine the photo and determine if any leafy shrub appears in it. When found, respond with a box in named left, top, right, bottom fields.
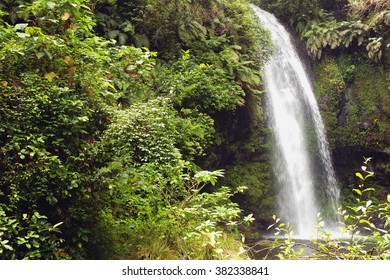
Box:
left=157, top=51, right=246, bottom=113
left=99, top=97, right=214, bottom=171
left=0, top=208, right=64, bottom=259
left=1, top=0, right=267, bottom=260
left=91, top=97, right=253, bottom=259
left=0, top=23, right=109, bottom=257
left=0, top=0, right=157, bottom=258
left=95, top=167, right=252, bottom=260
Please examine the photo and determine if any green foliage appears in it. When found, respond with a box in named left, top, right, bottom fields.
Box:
left=107, top=46, right=157, bottom=105
left=157, top=51, right=246, bottom=113
left=223, top=162, right=274, bottom=220
left=100, top=97, right=214, bottom=167
left=0, top=209, right=64, bottom=259
left=313, top=58, right=345, bottom=149
left=0, top=0, right=269, bottom=260
left=0, top=21, right=104, bottom=258
left=95, top=0, right=271, bottom=87
left=90, top=97, right=253, bottom=259
left=257, top=0, right=389, bottom=61
left=95, top=163, right=252, bottom=259
left=347, top=0, right=390, bottom=56
left=95, top=98, right=216, bottom=227
left=313, top=55, right=389, bottom=150
left=16, top=0, right=95, bottom=37
left=0, top=0, right=158, bottom=259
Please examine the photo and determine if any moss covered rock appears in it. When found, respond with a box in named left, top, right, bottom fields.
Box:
left=313, top=55, right=389, bottom=151
left=313, top=54, right=389, bottom=199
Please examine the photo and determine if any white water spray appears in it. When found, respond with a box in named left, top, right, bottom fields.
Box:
left=252, top=6, right=340, bottom=238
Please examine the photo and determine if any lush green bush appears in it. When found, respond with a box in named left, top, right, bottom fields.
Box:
left=0, top=209, right=65, bottom=260
left=98, top=97, right=214, bottom=187
left=0, top=8, right=108, bottom=257
left=0, top=0, right=270, bottom=259
left=0, top=0, right=164, bottom=258
left=95, top=166, right=252, bottom=259
left=156, top=51, right=246, bottom=113
left=87, top=94, right=258, bottom=259
left=223, top=162, right=274, bottom=220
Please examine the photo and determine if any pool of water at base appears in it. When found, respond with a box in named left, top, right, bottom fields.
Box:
left=250, top=230, right=353, bottom=260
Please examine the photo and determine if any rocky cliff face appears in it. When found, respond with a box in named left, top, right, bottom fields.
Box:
left=313, top=55, right=389, bottom=196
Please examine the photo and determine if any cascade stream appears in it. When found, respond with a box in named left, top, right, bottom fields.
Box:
left=252, top=6, right=340, bottom=238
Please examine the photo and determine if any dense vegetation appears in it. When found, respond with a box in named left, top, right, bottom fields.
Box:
left=0, top=0, right=388, bottom=260
left=0, top=0, right=271, bottom=259
left=257, top=0, right=389, bottom=61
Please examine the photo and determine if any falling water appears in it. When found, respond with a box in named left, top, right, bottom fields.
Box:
left=252, top=6, right=340, bottom=238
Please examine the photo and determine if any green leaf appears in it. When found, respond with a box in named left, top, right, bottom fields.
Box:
left=353, top=189, right=362, bottom=196
left=107, top=83, right=116, bottom=90
left=3, top=243, right=13, bottom=251
left=266, top=224, right=274, bottom=230
left=359, top=219, right=371, bottom=225
left=244, top=214, right=255, bottom=223
left=36, top=52, right=45, bottom=59
left=44, top=72, right=57, bottom=82
left=108, top=30, right=120, bottom=39
left=43, top=49, right=53, bottom=60
left=47, top=2, right=56, bottom=9
left=52, top=222, right=63, bottom=229
left=14, top=23, right=28, bottom=31
left=230, top=45, right=242, bottom=50
left=355, top=172, right=364, bottom=180
left=16, top=32, right=30, bottom=38
left=363, top=157, right=372, bottom=164
left=364, top=173, right=374, bottom=180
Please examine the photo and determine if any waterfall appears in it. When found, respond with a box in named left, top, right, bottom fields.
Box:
left=252, top=6, right=340, bottom=238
